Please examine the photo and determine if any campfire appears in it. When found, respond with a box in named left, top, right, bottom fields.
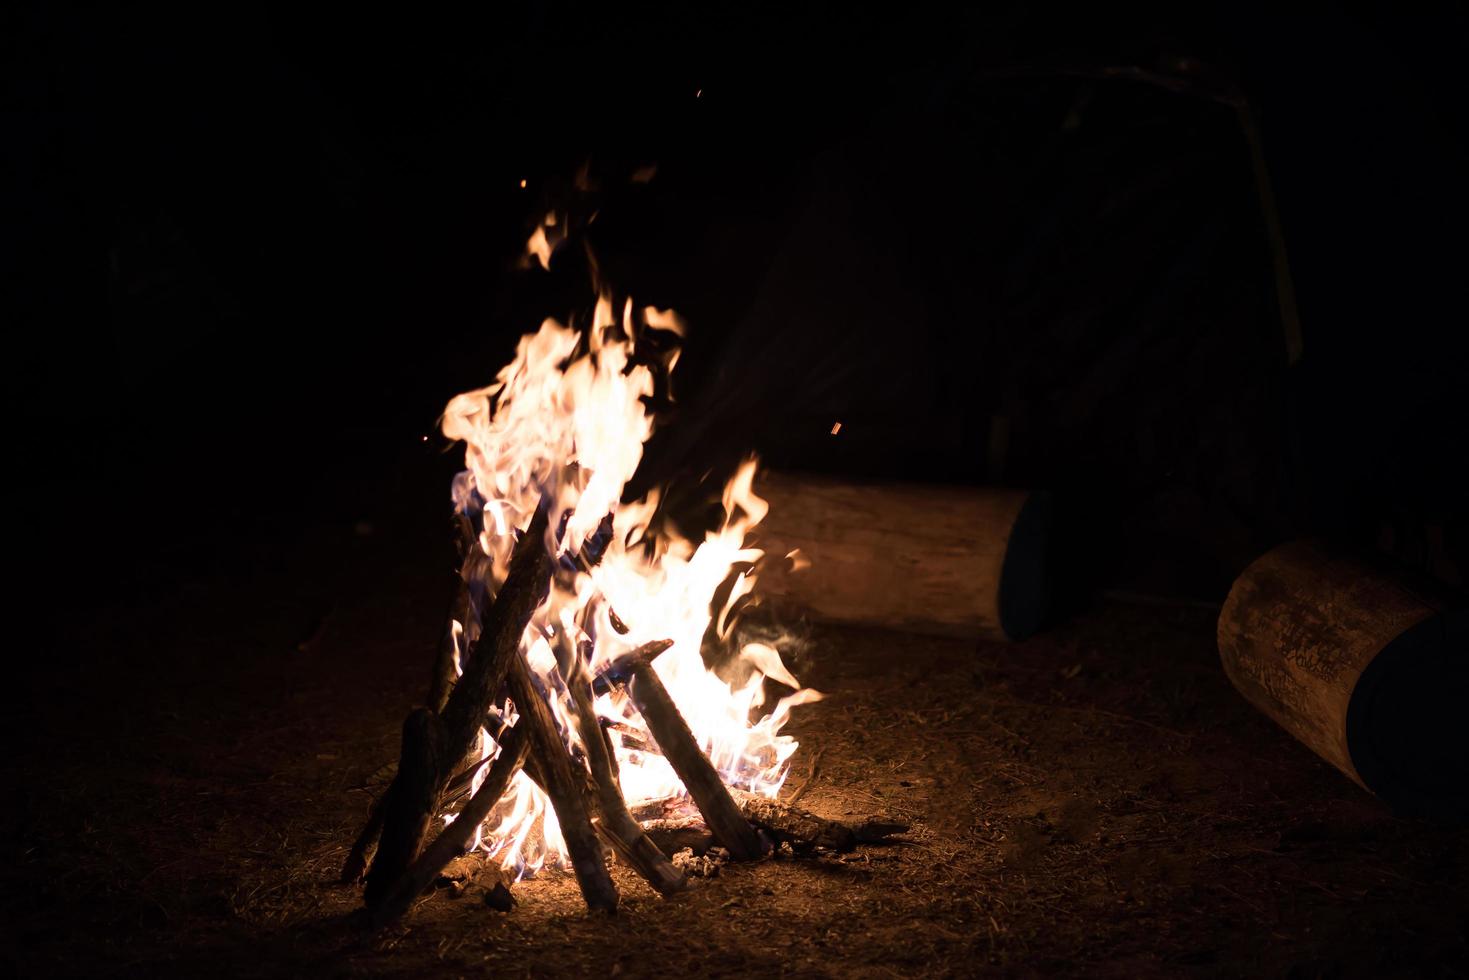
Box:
left=342, top=209, right=906, bottom=924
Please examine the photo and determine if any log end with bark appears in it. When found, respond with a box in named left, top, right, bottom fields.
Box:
left=754, top=472, right=1053, bottom=641
left=1219, top=540, right=1468, bottom=820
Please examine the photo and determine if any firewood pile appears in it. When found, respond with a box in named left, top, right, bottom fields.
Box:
left=341, top=498, right=907, bottom=927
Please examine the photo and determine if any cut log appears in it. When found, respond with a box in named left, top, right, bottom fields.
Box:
left=568, top=666, right=687, bottom=897
left=754, top=471, right=1052, bottom=640
left=372, top=725, right=529, bottom=927
left=363, top=708, right=447, bottom=910
left=624, top=662, right=765, bottom=861
left=506, top=651, right=619, bottom=912
left=1218, top=540, right=1467, bottom=819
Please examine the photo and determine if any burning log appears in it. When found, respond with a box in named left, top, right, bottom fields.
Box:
left=567, top=662, right=687, bottom=897
left=345, top=242, right=828, bottom=914
left=437, top=507, right=552, bottom=776
left=372, top=725, right=530, bottom=927
left=428, top=512, right=495, bottom=712
left=1218, top=540, right=1467, bottom=819
left=754, top=472, right=1052, bottom=641
left=505, top=651, right=620, bottom=912
left=591, top=638, right=674, bottom=696
left=622, top=661, right=765, bottom=861
left=359, top=508, right=551, bottom=913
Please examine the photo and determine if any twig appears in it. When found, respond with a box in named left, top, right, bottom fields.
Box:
left=785, top=746, right=825, bottom=806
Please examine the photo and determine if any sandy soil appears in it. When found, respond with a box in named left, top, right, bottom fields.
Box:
left=10, top=511, right=1466, bottom=978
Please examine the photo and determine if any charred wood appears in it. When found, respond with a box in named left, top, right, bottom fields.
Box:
left=438, top=507, right=551, bottom=776
left=591, top=638, right=675, bottom=696
left=506, top=651, right=619, bottom=912
left=372, top=726, right=529, bottom=927
left=640, top=817, right=717, bottom=858
left=363, top=708, right=447, bottom=910
left=359, top=508, right=550, bottom=911
left=428, top=512, right=491, bottom=713
left=568, top=666, right=687, bottom=897
left=623, top=662, right=765, bottom=861
left=733, top=792, right=909, bottom=852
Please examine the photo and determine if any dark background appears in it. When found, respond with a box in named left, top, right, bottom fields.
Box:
left=8, top=2, right=1467, bottom=618
left=5, top=7, right=1469, bottom=975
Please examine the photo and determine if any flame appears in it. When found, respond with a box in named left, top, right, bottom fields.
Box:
left=437, top=224, right=818, bottom=876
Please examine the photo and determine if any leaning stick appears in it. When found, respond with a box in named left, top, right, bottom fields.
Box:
left=346, top=714, right=511, bottom=883
left=361, top=508, right=551, bottom=911
left=427, top=513, right=494, bottom=712
left=438, top=506, right=550, bottom=769
left=506, top=650, right=619, bottom=912
left=372, top=725, right=530, bottom=927
left=568, top=662, right=687, bottom=897
left=622, top=662, right=765, bottom=861
left=518, top=739, right=682, bottom=893
left=340, top=793, right=388, bottom=884
left=363, top=708, right=447, bottom=909
left=592, top=638, right=675, bottom=695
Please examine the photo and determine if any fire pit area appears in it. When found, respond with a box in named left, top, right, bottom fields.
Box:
left=11, top=7, right=1467, bottom=977
left=14, top=515, right=1467, bottom=976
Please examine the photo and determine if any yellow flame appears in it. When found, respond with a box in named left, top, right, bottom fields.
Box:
left=439, top=265, right=817, bottom=874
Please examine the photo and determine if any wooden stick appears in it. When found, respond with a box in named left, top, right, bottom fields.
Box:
left=361, top=508, right=550, bottom=910
left=340, top=793, right=387, bottom=884
left=427, top=512, right=487, bottom=713
left=519, top=742, right=683, bottom=889
left=624, top=662, right=764, bottom=861
left=506, top=651, right=619, bottom=912
left=568, top=665, right=686, bottom=897
left=372, top=725, right=530, bottom=927
left=438, top=507, right=550, bottom=771
left=591, top=638, right=675, bottom=695
left=344, top=715, right=513, bottom=884
left=363, top=708, right=447, bottom=909
left=349, top=520, right=487, bottom=881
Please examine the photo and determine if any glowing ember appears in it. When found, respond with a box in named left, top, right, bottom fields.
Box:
left=436, top=215, right=819, bottom=877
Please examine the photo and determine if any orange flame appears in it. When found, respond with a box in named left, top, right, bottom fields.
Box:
left=437, top=220, right=818, bottom=876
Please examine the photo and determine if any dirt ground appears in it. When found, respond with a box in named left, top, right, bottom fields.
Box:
left=9, top=505, right=1467, bottom=978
